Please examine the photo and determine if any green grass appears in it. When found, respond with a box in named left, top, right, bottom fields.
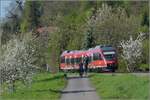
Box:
left=1, top=72, right=67, bottom=100
left=90, top=73, right=150, bottom=100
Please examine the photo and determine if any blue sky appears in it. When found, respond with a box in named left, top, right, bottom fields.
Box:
left=0, top=0, right=13, bottom=18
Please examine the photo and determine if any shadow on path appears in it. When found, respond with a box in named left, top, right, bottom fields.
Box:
left=33, top=88, right=96, bottom=95
left=67, top=76, right=88, bottom=79
left=61, top=89, right=96, bottom=94
left=35, top=75, right=63, bottom=83
left=33, top=88, right=62, bottom=93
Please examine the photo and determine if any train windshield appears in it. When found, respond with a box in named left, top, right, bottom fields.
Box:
left=103, top=51, right=116, bottom=60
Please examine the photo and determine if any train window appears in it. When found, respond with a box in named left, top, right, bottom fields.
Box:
left=66, top=58, right=70, bottom=64
left=69, top=58, right=71, bottom=64
left=104, top=54, right=115, bottom=60
left=79, top=57, right=82, bottom=63
left=77, top=58, right=79, bottom=64
left=103, top=51, right=116, bottom=60
left=88, top=56, right=92, bottom=63
left=76, top=57, right=81, bottom=64
left=71, top=58, right=74, bottom=64
left=74, top=58, right=77, bottom=64
left=93, top=53, right=102, bottom=61
left=61, top=56, right=65, bottom=63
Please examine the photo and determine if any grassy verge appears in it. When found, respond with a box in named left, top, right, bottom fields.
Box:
left=90, top=73, right=149, bottom=100
left=1, top=72, right=67, bottom=100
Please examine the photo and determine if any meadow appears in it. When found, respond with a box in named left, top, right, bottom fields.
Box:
left=90, top=73, right=149, bottom=100
left=1, top=72, right=67, bottom=100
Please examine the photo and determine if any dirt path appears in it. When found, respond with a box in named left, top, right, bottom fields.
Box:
left=60, top=75, right=100, bottom=100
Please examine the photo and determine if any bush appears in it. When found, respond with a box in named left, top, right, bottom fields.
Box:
left=118, top=58, right=128, bottom=72
left=120, top=33, right=145, bottom=72
left=0, top=33, right=39, bottom=93
left=139, top=64, right=149, bottom=71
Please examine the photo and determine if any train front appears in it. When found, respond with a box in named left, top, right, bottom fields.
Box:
left=101, top=47, right=118, bottom=72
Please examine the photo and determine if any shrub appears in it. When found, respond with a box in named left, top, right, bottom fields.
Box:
left=0, top=33, right=39, bottom=93
left=120, top=33, right=145, bottom=72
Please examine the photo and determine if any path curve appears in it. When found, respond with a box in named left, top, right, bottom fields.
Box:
left=60, top=75, right=100, bottom=100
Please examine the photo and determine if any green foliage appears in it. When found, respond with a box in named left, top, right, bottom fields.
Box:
left=103, top=1, right=124, bottom=8
left=117, top=58, right=128, bottom=72
left=90, top=73, right=149, bottom=100
left=1, top=20, right=21, bottom=44
left=90, top=4, right=141, bottom=47
left=47, top=5, right=89, bottom=67
left=139, top=25, right=149, bottom=33
left=48, top=32, right=62, bottom=68
left=139, top=64, right=149, bottom=71
left=21, top=1, right=42, bottom=32
left=141, top=3, right=149, bottom=27
left=83, top=26, right=95, bottom=49
left=20, top=19, right=30, bottom=33
left=141, top=39, right=149, bottom=64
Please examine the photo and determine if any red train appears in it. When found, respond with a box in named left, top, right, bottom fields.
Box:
left=60, top=45, right=118, bottom=72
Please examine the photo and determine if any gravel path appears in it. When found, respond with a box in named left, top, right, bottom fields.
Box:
left=60, top=76, right=100, bottom=100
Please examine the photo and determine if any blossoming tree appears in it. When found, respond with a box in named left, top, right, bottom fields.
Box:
left=0, top=33, right=38, bottom=93
left=120, top=33, right=145, bottom=72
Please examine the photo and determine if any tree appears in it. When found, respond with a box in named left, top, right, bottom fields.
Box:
left=83, top=25, right=95, bottom=49
left=21, top=1, right=42, bottom=32
left=141, top=8, right=149, bottom=27
left=120, top=33, right=145, bottom=72
left=87, top=3, right=141, bottom=47
left=1, top=0, right=24, bottom=44
left=0, top=33, right=39, bottom=93
left=48, top=6, right=87, bottom=68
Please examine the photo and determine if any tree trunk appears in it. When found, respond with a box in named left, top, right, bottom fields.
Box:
left=126, top=62, right=131, bottom=72
left=8, top=80, right=15, bottom=93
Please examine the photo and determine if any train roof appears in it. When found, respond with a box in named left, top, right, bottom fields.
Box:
left=61, top=45, right=116, bottom=57
left=101, top=47, right=115, bottom=51
left=61, top=50, right=86, bottom=57
left=94, top=45, right=115, bottom=51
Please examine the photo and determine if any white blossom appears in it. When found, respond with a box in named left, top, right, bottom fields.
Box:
left=120, top=33, right=145, bottom=72
left=0, top=34, right=38, bottom=93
